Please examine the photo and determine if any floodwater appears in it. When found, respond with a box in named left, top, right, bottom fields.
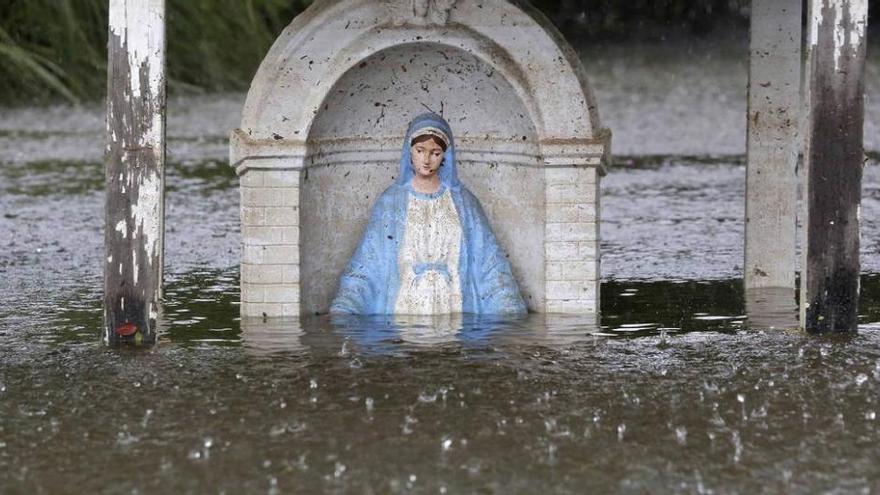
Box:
left=3, top=34, right=880, bottom=493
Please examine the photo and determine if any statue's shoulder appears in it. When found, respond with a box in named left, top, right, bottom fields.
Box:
left=366, top=183, right=408, bottom=223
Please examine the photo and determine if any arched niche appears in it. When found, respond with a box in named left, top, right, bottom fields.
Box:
left=230, top=0, right=610, bottom=317
left=303, top=42, right=542, bottom=313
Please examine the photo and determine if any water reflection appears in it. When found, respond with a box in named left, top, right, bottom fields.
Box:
left=744, top=287, right=799, bottom=330
left=238, top=313, right=601, bottom=357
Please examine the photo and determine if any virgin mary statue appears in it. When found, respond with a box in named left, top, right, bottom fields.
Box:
left=330, top=113, right=527, bottom=315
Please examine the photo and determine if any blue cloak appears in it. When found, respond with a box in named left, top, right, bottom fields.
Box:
left=330, top=113, right=527, bottom=315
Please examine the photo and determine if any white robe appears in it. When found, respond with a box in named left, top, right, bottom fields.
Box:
left=394, top=189, right=463, bottom=314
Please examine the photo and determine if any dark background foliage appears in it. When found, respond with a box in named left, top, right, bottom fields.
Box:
left=533, top=0, right=749, bottom=40
left=0, top=0, right=874, bottom=105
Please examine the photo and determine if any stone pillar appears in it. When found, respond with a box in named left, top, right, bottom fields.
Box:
left=239, top=163, right=302, bottom=318
left=744, top=0, right=802, bottom=290
left=544, top=166, right=600, bottom=313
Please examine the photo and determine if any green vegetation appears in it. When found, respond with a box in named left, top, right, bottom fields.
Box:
left=0, top=0, right=309, bottom=105
left=3, top=0, right=874, bottom=105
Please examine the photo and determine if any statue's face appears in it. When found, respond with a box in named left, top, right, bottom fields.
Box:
left=410, top=137, right=445, bottom=179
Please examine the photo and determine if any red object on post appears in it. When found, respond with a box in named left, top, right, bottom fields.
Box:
left=115, top=322, right=138, bottom=336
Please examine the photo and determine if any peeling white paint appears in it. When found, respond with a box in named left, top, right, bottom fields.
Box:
left=133, top=250, right=140, bottom=286
left=108, top=0, right=165, bottom=147
left=108, top=0, right=164, bottom=100
left=131, top=173, right=162, bottom=267
left=115, top=219, right=127, bottom=239
left=148, top=113, right=164, bottom=150
left=809, top=0, right=868, bottom=70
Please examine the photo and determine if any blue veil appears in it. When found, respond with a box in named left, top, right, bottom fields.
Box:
left=330, top=113, right=527, bottom=315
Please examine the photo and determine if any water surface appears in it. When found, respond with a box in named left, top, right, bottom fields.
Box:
left=3, top=36, right=880, bottom=493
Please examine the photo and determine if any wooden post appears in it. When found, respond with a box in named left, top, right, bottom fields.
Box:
left=104, top=0, right=167, bottom=345
left=801, top=0, right=868, bottom=332
left=744, top=0, right=802, bottom=291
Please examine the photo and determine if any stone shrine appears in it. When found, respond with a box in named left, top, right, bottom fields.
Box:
left=230, top=0, right=611, bottom=317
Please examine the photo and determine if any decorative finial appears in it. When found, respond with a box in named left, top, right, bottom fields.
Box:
left=412, top=0, right=457, bottom=25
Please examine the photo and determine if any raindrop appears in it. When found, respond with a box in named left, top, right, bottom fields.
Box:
left=310, top=379, right=318, bottom=390
left=402, top=415, right=417, bottom=434
left=855, top=373, right=869, bottom=387
left=866, top=411, right=876, bottom=421
left=732, top=431, right=743, bottom=464
left=116, top=431, right=139, bottom=446
left=334, top=462, right=346, bottom=478
left=365, top=397, right=374, bottom=413
left=141, top=409, right=153, bottom=429
left=782, top=469, right=793, bottom=484
left=441, top=436, right=452, bottom=451
left=617, top=423, right=626, bottom=441
left=418, top=391, right=438, bottom=403
left=675, top=426, right=687, bottom=446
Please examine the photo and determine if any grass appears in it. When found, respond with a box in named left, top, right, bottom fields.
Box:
left=0, top=0, right=309, bottom=105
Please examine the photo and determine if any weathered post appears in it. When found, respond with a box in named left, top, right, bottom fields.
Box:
left=744, top=0, right=802, bottom=291
left=104, top=0, right=167, bottom=345
left=800, top=0, right=868, bottom=332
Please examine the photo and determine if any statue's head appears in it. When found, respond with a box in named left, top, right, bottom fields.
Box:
left=409, top=128, right=448, bottom=180
left=398, top=113, right=459, bottom=189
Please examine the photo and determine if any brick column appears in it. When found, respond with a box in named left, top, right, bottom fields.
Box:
left=239, top=168, right=301, bottom=317
left=544, top=166, right=600, bottom=313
